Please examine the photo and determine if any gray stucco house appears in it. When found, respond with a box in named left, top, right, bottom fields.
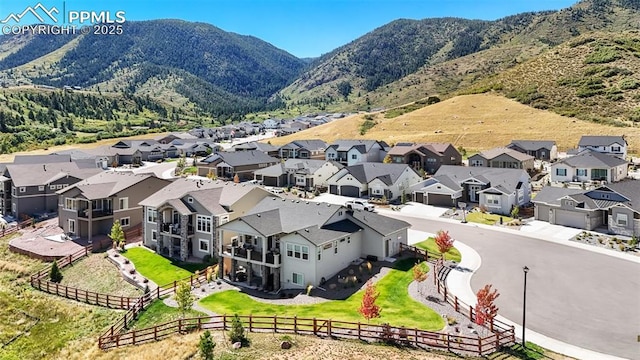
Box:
left=507, top=140, right=558, bottom=161
left=533, top=180, right=640, bottom=236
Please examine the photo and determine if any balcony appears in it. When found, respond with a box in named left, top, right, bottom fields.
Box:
left=77, top=209, right=113, bottom=219
left=224, top=243, right=274, bottom=263
left=161, top=223, right=194, bottom=236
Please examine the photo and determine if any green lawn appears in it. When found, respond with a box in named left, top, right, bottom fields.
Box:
left=414, top=238, right=462, bottom=263
left=131, top=300, right=205, bottom=330
left=200, top=259, right=445, bottom=331
left=123, top=248, right=208, bottom=286
left=182, top=166, right=197, bottom=175
left=61, top=253, right=141, bottom=297
left=465, top=212, right=513, bottom=226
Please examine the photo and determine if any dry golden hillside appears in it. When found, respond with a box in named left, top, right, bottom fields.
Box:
left=269, top=93, right=639, bottom=154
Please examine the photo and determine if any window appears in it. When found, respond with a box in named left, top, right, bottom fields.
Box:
left=292, top=272, right=304, bottom=286
left=612, top=146, right=621, bottom=152
left=485, top=195, right=500, bottom=206
left=19, top=187, right=26, bottom=193
left=317, top=247, right=322, bottom=261
left=556, top=168, right=567, bottom=177
left=56, top=185, right=63, bottom=190
left=334, top=240, right=338, bottom=254
left=50, top=185, right=56, bottom=190
left=65, top=198, right=77, bottom=210
left=286, top=243, right=309, bottom=260
left=119, top=197, right=129, bottom=210
left=199, top=239, right=209, bottom=252
left=120, top=217, right=130, bottom=227
left=38, top=186, right=44, bottom=191
left=151, top=230, right=157, bottom=242
left=188, top=197, right=194, bottom=203
left=576, top=169, right=587, bottom=177
left=196, top=215, right=212, bottom=233
left=351, top=154, right=357, bottom=160
left=471, top=160, right=483, bottom=167
left=68, top=219, right=76, bottom=234
left=616, top=214, right=628, bottom=226
left=427, top=158, right=437, bottom=163
left=146, top=208, right=158, bottom=223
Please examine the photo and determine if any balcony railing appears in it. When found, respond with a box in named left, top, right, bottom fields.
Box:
left=161, top=223, right=194, bottom=236
left=224, top=244, right=279, bottom=264
left=78, top=209, right=114, bottom=218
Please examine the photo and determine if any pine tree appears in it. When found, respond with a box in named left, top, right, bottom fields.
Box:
left=229, top=314, right=249, bottom=346
left=50, top=261, right=63, bottom=283
left=199, top=330, right=215, bottom=360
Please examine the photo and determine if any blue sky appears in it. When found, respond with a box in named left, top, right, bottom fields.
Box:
left=2, top=0, right=578, bottom=58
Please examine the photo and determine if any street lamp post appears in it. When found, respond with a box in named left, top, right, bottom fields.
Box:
left=522, top=266, right=529, bottom=348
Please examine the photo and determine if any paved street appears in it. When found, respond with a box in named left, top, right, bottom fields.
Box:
left=385, top=213, right=640, bottom=360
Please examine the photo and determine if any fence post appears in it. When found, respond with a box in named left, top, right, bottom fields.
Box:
left=124, top=312, right=128, bottom=329
left=96, top=292, right=99, bottom=305
left=132, top=329, right=136, bottom=345
left=106, top=294, right=109, bottom=307
left=313, top=318, right=317, bottom=335
left=294, top=315, right=297, bottom=334
left=223, top=314, right=227, bottom=330
left=154, top=325, right=158, bottom=341
left=249, top=314, right=253, bottom=332
left=178, top=318, right=182, bottom=334
left=328, top=319, right=332, bottom=337
left=469, top=306, right=473, bottom=322
left=273, top=315, right=277, bottom=333
left=357, top=322, right=361, bottom=340
left=190, top=275, right=193, bottom=287
left=478, top=336, right=482, bottom=355
left=414, top=328, right=419, bottom=347
left=68, top=254, right=72, bottom=265
left=443, top=286, right=447, bottom=302
left=454, top=297, right=459, bottom=312
left=446, top=333, right=450, bottom=352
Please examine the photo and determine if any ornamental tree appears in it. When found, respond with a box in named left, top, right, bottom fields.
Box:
left=109, top=221, right=125, bottom=251
left=358, top=280, right=381, bottom=322
left=176, top=281, right=194, bottom=318
left=412, top=262, right=428, bottom=295
left=434, top=230, right=455, bottom=255
left=475, top=284, right=500, bottom=326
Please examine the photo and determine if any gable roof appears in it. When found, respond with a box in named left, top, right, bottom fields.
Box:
left=338, top=163, right=417, bottom=185
left=13, top=154, right=72, bottom=164
left=387, top=142, right=455, bottom=157
left=6, top=163, right=101, bottom=187
left=348, top=210, right=410, bottom=236
left=295, top=220, right=363, bottom=246
left=280, top=139, right=328, bottom=152
left=58, top=172, right=164, bottom=200
left=327, top=139, right=389, bottom=153
left=508, top=140, right=556, bottom=151
left=602, top=180, right=640, bottom=212
left=433, top=165, right=529, bottom=194
left=555, top=149, right=627, bottom=168
left=533, top=180, right=640, bottom=213
left=472, top=147, right=534, bottom=162
left=200, top=151, right=279, bottom=167
left=231, top=141, right=279, bottom=153
left=578, top=135, right=627, bottom=147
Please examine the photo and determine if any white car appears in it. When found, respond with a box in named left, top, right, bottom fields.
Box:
left=345, top=199, right=375, bottom=212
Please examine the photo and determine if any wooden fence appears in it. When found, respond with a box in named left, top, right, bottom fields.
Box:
left=98, top=314, right=513, bottom=355
left=1, top=218, right=34, bottom=237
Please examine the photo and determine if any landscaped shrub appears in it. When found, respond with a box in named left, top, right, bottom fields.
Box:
left=49, top=261, right=63, bottom=283
left=229, top=314, right=249, bottom=346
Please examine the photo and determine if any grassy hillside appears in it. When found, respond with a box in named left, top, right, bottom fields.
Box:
left=269, top=93, right=640, bottom=154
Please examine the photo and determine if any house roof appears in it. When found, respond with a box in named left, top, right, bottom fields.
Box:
left=473, top=147, right=534, bottom=162
left=387, top=143, right=454, bottom=157
left=295, top=220, right=363, bottom=246
left=578, top=135, right=627, bottom=147
left=280, top=139, right=328, bottom=152
left=531, top=187, right=585, bottom=206
left=232, top=141, right=279, bottom=153
left=603, top=180, right=640, bottom=212
left=339, top=163, right=416, bottom=185
left=13, top=154, right=72, bottom=164
left=6, top=163, right=101, bottom=187
left=200, top=151, right=278, bottom=167
left=327, top=139, right=389, bottom=153
left=433, top=165, right=529, bottom=194
left=555, top=149, right=627, bottom=168
left=58, top=172, right=161, bottom=200
left=508, top=140, right=556, bottom=151
left=349, top=209, right=410, bottom=236
left=533, top=180, right=640, bottom=213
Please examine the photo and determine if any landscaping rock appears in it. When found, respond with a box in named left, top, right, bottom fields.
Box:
left=232, top=341, right=242, bottom=349
left=280, top=341, right=292, bottom=349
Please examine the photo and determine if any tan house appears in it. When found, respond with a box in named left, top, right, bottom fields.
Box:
left=197, top=151, right=279, bottom=181
left=468, top=147, right=535, bottom=172
left=139, top=178, right=275, bottom=262
left=57, top=172, right=170, bottom=243
left=387, top=142, right=462, bottom=174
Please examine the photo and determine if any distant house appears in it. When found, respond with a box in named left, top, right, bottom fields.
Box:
left=263, top=119, right=281, bottom=129
left=386, top=142, right=462, bottom=174
left=155, top=132, right=199, bottom=144
left=197, top=151, right=279, bottom=181
left=507, top=140, right=558, bottom=161
left=325, top=140, right=389, bottom=166
left=326, top=163, right=422, bottom=201
left=577, top=135, right=627, bottom=159
left=468, top=147, right=535, bottom=172
left=278, top=139, right=328, bottom=160
left=254, top=159, right=343, bottom=190
left=231, top=141, right=280, bottom=157
left=1, top=163, right=101, bottom=219
left=13, top=154, right=72, bottom=164
left=57, top=172, right=170, bottom=243
left=83, top=145, right=142, bottom=167
left=533, top=180, right=640, bottom=236
left=550, top=149, right=628, bottom=183
left=51, top=150, right=110, bottom=169
left=410, top=165, right=531, bottom=215
left=218, top=197, right=410, bottom=290
left=140, top=178, right=275, bottom=261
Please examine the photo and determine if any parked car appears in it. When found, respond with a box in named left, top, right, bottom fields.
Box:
left=345, top=199, right=375, bottom=212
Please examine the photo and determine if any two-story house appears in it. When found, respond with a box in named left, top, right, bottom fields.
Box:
left=578, top=135, right=627, bottom=159
left=278, top=140, right=328, bottom=160
left=506, top=140, right=558, bottom=161
left=253, top=159, right=343, bottom=190
left=218, top=197, right=410, bottom=291
left=386, top=142, right=462, bottom=174
left=196, top=151, right=280, bottom=181
left=410, top=165, right=531, bottom=215
left=139, top=178, right=275, bottom=262
left=325, top=140, right=389, bottom=166
left=550, top=149, right=628, bottom=183
left=468, top=147, right=535, bottom=172
left=57, top=172, right=170, bottom=243
left=1, top=163, right=101, bottom=219
left=326, top=163, right=422, bottom=200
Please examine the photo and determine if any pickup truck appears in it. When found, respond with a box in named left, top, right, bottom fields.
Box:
left=345, top=199, right=375, bottom=212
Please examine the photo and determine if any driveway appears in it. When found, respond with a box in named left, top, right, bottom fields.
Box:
left=384, top=214, right=640, bottom=360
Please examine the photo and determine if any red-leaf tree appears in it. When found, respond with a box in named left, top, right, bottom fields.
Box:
left=412, top=263, right=428, bottom=295
left=358, top=280, right=381, bottom=322
left=475, top=284, right=500, bottom=325
left=434, top=230, right=455, bottom=255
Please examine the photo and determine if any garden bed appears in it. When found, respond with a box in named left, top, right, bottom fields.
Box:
left=570, top=231, right=638, bottom=254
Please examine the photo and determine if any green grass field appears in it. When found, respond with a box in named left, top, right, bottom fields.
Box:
left=60, top=253, right=141, bottom=297
left=131, top=300, right=205, bottom=330
left=466, top=212, right=513, bottom=226
left=200, top=259, right=444, bottom=330
left=123, top=248, right=208, bottom=286
left=414, top=238, right=462, bottom=262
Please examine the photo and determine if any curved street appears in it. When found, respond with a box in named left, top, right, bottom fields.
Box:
left=386, top=213, right=640, bottom=360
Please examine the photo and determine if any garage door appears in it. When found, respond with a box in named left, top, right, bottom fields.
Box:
left=329, top=185, right=339, bottom=195
left=262, top=176, right=278, bottom=187
left=554, top=209, right=586, bottom=229
left=535, top=205, right=550, bottom=222
left=340, top=185, right=360, bottom=198
left=414, top=192, right=424, bottom=204
left=427, top=193, right=454, bottom=207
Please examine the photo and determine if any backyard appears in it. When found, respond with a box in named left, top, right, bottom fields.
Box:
left=122, top=247, right=209, bottom=286
left=60, top=253, right=141, bottom=297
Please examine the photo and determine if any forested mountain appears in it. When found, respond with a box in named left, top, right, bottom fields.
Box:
left=0, top=20, right=305, bottom=118
left=280, top=0, right=640, bottom=112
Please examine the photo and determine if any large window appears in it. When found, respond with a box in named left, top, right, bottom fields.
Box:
left=199, top=239, right=209, bottom=252
left=286, top=243, right=309, bottom=260
left=119, top=197, right=129, bottom=210
left=611, top=146, right=621, bottom=152
left=555, top=168, right=567, bottom=177
left=65, top=198, right=77, bottom=210
left=591, top=169, right=608, bottom=180
left=146, top=208, right=158, bottom=223
left=616, top=214, right=628, bottom=227
left=576, top=169, right=587, bottom=177
left=68, top=219, right=76, bottom=234
left=120, top=217, right=130, bottom=227
left=292, top=272, right=304, bottom=286
left=196, top=215, right=212, bottom=233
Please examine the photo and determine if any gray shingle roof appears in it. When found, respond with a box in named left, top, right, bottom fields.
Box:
left=474, top=147, right=534, bottom=162
left=13, top=154, right=72, bottom=164
left=604, top=180, right=640, bottom=212
left=533, top=180, right=640, bottom=212
left=200, top=151, right=278, bottom=167
left=340, top=163, right=416, bottom=185
left=531, top=187, right=585, bottom=206
left=6, top=163, right=100, bottom=187
left=58, top=172, right=160, bottom=200
left=348, top=210, right=410, bottom=236
left=578, top=136, right=627, bottom=147
left=328, top=139, right=388, bottom=153
left=296, top=220, right=362, bottom=246
left=433, top=165, right=528, bottom=194
left=508, top=140, right=556, bottom=151
left=280, top=139, right=328, bottom=152
left=556, top=150, right=627, bottom=168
